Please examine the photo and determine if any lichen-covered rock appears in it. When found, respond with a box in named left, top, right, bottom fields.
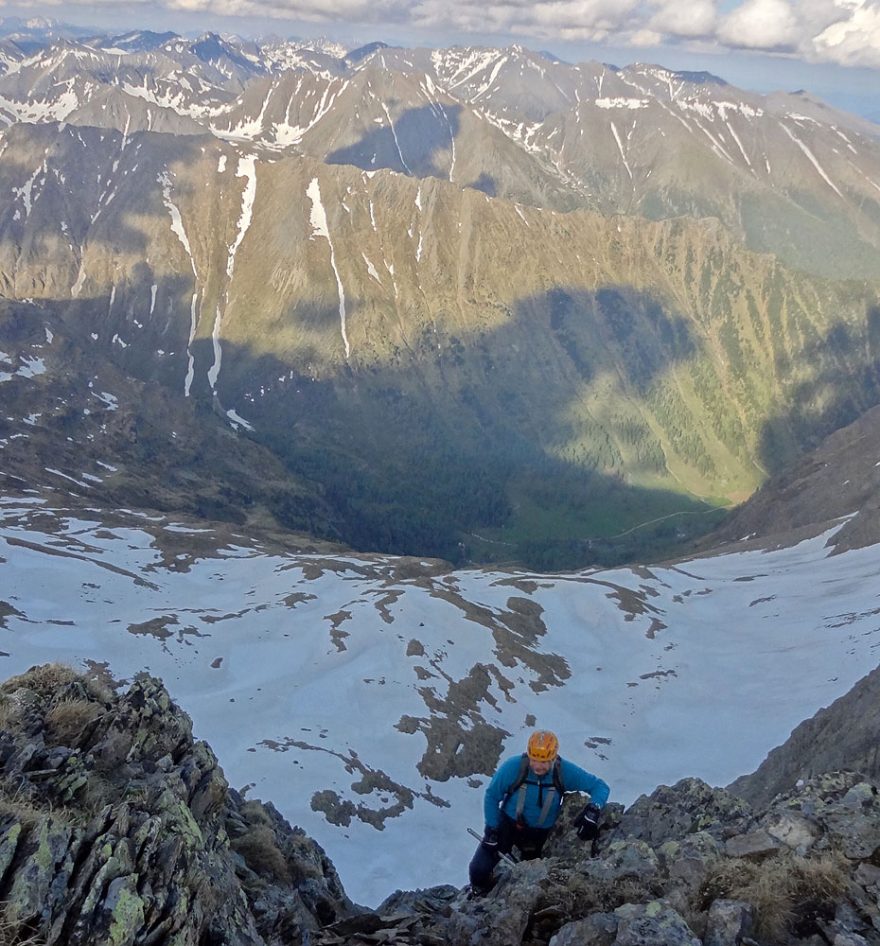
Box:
left=580, top=839, right=660, bottom=885
left=704, top=899, right=754, bottom=946
left=613, top=900, right=701, bottom=946
left=549, top=912, right=618, bottom=946
left=657, top=831, right=723, bottom=893
left=0, top=667, right=354, bottom=945
left=723, top=828, right=781, bottom=860
left=770, top=774, right=880, bottom=860
left=616, top=779, right=753, bottom=847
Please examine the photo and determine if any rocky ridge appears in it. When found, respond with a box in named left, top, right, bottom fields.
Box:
left=2, top=664, right=880, bottom=946
left=0, top=665, right=353, bottom=945
left=729, top=663, right=880, bottom=811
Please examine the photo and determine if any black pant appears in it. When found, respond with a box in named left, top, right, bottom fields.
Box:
left=468, top=813, right=551, bottom=892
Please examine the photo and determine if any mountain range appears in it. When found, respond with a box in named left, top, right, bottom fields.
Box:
left=1, top=29, right=879, bottom=566
left=2, top=22, right=880, bottom=911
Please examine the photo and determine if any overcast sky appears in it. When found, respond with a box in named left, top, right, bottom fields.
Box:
left=2, top=0, right=878, bottom=120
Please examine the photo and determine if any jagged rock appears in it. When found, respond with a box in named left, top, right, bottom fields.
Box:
left=6, top=665, right=880, bottom=946
left=544, top=795, right=624, bottom=861
left=770, top=773, right=880, bottom=860
left=760, top=809, right=819, bottom=853
left=0, top=666, right=354, bottom=945
left=704, top=899, right=754, bottom=946
left=376, top=884, right=461, bottom=916
left=580, top=839, right=660, bottom=885
left=613, top=900, right=701, bottom=945
left=549, top=912, right=618, bottom=946
left=729, top=664, right=880, bottom=808
left=616, top=779, right=752, bottom=846
left=657, top=831, right=723, bottom=892
left=723, top=828, right=781, bottom=860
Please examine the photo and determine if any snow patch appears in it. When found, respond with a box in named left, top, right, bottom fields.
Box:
left=306, top=177, right=350, bottom=359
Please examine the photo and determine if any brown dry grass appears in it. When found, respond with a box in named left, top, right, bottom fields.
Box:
left=0, top=906, right=43, bottom=946
left=231, top=824, right=291, bottom=884
left=0, top=664, right=79, bottom=697
left=44, top=698, right=102, bottom=749
left=0, top=782, right=45, bottom=826
left=1, top=663, right=113, bottom=707
left=701, top=853, right=848, bottom=941
left=0, top=696, right=16, bottom=733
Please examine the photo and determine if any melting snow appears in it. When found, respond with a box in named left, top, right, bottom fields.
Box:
left=207, top=154, right=258, bottom=392
left=306, top=177, right=350, bottom=359
left=779, top=123, right=844, bottom=198
left=610, top=123, right=632, bottom=179
left=17, top=355, right=46, bottom=378
left=595, top=97, right=648, bottom=110
left=93, top=390, right=118, bottom=410
left=159, top=171, right=200, bottom=396
left=1, top=509, right=880, bottom=907
left=362, top=253, right=382, bottom=283
left=226, top=408, right=254, bottom=431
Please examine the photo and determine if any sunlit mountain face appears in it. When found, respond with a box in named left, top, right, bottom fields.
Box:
left=1, top=31, right=879, bottom=568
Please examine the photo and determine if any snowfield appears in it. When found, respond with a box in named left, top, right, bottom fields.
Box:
left=1, top=498, right=878, bottom=906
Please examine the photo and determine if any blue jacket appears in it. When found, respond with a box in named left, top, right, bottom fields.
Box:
left=484, top=754, right=610, bottom=830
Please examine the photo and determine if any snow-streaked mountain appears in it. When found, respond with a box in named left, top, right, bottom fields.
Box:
left=0, top=35, right=877, bottom=279
left=2, top=493, right=878, bottom=906
left=1, top=108, right=878, bottom=567
left=3, top=26, right=880, bottom=909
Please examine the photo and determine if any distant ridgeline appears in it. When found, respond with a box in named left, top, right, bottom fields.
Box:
left=2, top=664, right=880, bottom=945
left=0, top=34, right=879, bottom=567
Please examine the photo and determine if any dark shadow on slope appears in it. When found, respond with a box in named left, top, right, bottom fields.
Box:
left=757, top=303, right=880, bottom=475
left=326, top=104, right=461, bottom=179
left=4, top=144, right=879, bottom=571
left=0, top=269, right=719, bottom=569
left=466, top=174, right=497, bottom=197
left=192, top=282, right=714, bottom=569
left=0, top=122, right=209, bottom=258
left=0, top=293, right=342, bottom=543
left=24, top=264, right=880, bottom=571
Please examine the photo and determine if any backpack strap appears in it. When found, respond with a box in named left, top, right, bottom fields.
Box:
left=502, top=753, right=531, bottom=807
left=507, top=756, right=567, bottom=828
left=552, top=758, right=565, bottom=795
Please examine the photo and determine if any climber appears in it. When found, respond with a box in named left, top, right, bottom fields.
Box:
left=468, top=729, right=610, bottom=896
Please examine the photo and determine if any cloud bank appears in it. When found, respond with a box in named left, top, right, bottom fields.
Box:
left=6, top=0, right=880, bottom=68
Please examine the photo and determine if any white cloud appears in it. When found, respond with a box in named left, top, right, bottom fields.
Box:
left=648, top=0, right=718, bottom=39
left=714, top=0, right=880, bottom=65
left=812, top=1, right=880, bottom=67
left=411, top=0, right=643, bottom=42
left=4, top=0, right=880, bottom=70
left=717, top=0, right=800, bottom=50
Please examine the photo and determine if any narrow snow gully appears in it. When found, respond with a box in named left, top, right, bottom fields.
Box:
left=208, top=154, right=258, bottom=393
left=306, top=176, right=350, bottom=359
left=159, top=170, right=200, bottom=397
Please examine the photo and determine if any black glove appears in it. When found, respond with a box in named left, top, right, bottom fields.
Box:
left=574, top=803, right=602, bottom=842
left=482, top=826, right=499, bottom=849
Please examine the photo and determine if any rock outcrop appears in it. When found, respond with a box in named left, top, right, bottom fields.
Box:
left=729, top=662, right=880, bottom=809
left=342, top=774, right=880, bottom=946
left=2, top=665, right=880, bottom=946
left=0, top=665, right=353, bottom=945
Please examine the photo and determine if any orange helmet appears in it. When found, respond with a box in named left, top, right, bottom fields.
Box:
left=527, top=730, right=559, bottom=762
